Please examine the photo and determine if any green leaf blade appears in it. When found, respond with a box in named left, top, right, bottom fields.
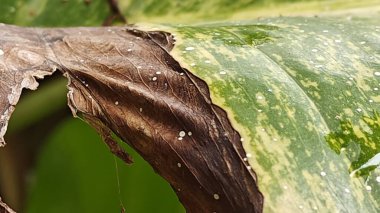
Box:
left=162, top=16, right=380, bottom=212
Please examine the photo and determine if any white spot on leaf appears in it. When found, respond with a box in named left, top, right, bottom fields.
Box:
left=213, top=194, right=220, bottom=200
left=179, top=131, right=186, bottom=137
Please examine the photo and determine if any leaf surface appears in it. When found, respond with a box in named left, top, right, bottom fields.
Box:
left=162, top=16, right=380, bottom=212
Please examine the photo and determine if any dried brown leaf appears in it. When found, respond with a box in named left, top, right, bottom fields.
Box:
left=0, top=24, right=263, bottom=212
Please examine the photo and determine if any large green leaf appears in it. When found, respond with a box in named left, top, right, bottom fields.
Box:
left=136, top=16, right=380, bottom=212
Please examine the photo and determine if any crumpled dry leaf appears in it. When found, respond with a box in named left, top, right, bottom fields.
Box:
left=0, top=24, right=58, bottom=146
left=0, top=24, right=262, bottom=212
